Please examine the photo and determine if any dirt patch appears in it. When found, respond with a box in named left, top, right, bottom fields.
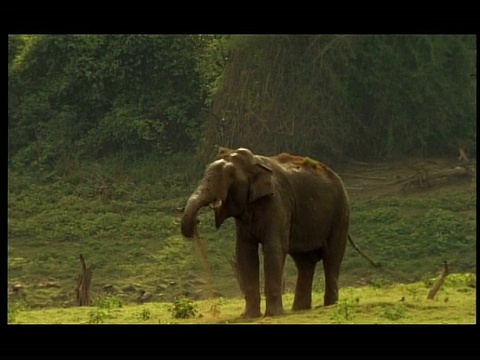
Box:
left=338, top=157, right=476, bottom=202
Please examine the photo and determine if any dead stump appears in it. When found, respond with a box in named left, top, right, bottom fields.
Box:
left=427, top=261, right=449, bottom=300
left=75, top=254, right=92, bottom=306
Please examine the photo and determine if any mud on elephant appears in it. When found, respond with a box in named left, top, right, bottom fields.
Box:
left=181, top=147, right=376, bottom=318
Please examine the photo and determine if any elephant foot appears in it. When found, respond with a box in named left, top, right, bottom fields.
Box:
left=323, top=296, right=338, bottom=307
left=264, top=307, right=284, bottom=317
left=240, top=310, right=262, bottom=319
left=265, top=296, right=284, bottom=317
left=241, top=295, right=261, bottom=318
left=292, top=302, right=312, bottom=311
left=292, top=293, right=312, bottom=311
left=324, top=285, right=339, bottom=306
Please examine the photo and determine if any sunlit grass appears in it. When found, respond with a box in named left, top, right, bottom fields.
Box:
left=10, top=280, right=475, bottom=324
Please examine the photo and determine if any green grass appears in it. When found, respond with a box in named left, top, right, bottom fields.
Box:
left=344, top=187, right=476, bottom=285
left=9, top=279, right=475, bottom=324
left=7, top=155, right=477, bottom=322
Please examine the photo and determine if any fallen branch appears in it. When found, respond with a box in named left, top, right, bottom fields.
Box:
left=427, top=261, right=449, bottom=300
left=75, top=254, right=92, bottom=306
left=397, top=166, right=473, bottom=189
left=340, top=174, right=388, bottom=181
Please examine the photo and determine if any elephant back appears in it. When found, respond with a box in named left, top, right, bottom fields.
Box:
left=272, top=153, right=336, bottom=178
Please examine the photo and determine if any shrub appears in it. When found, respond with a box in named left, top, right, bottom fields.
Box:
left=169, top=296, right=198, bottom=319
left=331, top=299, right=355, bottom=322
left=87, top=308, right=110, bottom=324
left=92, top=295, right=123, bottom=309
left=139, top=308, right=152, bottom=321
left=445, top=273, right=476, bottom=288
left=381, top=303, right=407, bottom=321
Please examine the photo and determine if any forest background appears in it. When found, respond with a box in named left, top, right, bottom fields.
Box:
left=8, top=34, right=476, bottom=172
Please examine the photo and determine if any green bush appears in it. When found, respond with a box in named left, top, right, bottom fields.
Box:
left=369, top=277, right=393, bottom=289
left=139, top=308, right=152, bottom=321
left=331, top=299, right=355, bottom=323
left=169, top=296, right=198, bottom=319
left=87, top=308, right=110, bottom=324
left=445, top=273, right=476, bottom=288
left=381, top=303, right=407, bottom=321
left=93, top=295, right=123, bottom=309
left=8, top=35, right=209, bottom=170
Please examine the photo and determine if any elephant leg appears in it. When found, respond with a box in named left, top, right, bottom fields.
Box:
left=291, top=252, right=317, bottom=311
left=236, top=237, right=261, bottom=318
left=322, top=232, right=347, bottom=306
left=263, top=244, right=286, bottom=316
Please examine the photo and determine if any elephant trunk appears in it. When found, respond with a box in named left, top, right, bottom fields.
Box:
left=181, top=191, right=208, bottom=238
left=181, top=185, right=223, bottom=238
left=181, top=161, right=230, bottom=238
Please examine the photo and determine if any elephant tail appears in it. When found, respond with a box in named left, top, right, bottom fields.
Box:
left=348, top=234, right=381, bottom=268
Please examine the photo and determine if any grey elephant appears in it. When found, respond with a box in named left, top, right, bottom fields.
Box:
left=181, top=147, right=377, bottom=318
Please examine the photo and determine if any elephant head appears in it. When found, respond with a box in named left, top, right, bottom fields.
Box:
left=181, top=148, right=274, bottom=238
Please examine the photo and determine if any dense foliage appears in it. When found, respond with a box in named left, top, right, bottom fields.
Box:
left=8, top=35, right=211, bottom=170
left=202, top=35, right=476, bottom=163
left=8, top=34, right=476, bottom=169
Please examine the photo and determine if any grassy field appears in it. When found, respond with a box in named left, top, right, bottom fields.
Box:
left=9, top=276, right=476, bottom=324
left=7, top=154, right=476, bottom=323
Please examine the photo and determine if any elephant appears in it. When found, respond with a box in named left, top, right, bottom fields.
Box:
left=181, top=147, right=376, bottom=318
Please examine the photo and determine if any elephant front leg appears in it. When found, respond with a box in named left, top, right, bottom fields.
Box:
left=263, top=245, right=286, bottom=316
left=290, top=253, right=317, bottom=311
left=236, top=239, right=261, bottom=318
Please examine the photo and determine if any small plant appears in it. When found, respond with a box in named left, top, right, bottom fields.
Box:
left=209, top=298, right=224, bottom=317
left=8, top=308, right=18, bottom=323
left=93, top=295, right=122, bottom=309
left=169, top=296, right=198, bottom=319
left=86, top=295, right=122, bottom=324
left=139, top=308, right=152, bottom=321
left=406, top=287, right=421, bottom=302
left=8, top=300, right=29, bottom=323
left=331, top=299, right=355, bottom=323
left=87, top=308, right=110, bottom=324
left=370, top=276, right=392, bottom=289
left=421, top=273, right=436, bottom=288
left=381, top=303, right=406, bottom=321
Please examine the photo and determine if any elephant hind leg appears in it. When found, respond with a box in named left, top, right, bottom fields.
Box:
left=323, top=267, right=339, bottom=306
left=322, top=232, right=347, bottom=306
left=290, top=252, right=317, bottom=311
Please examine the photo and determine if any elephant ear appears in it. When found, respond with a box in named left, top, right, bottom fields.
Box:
left=248, top=158, right=274, bottom=202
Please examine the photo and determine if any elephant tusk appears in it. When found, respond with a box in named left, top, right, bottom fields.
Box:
left=209, top=199, right=222, bottom=209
